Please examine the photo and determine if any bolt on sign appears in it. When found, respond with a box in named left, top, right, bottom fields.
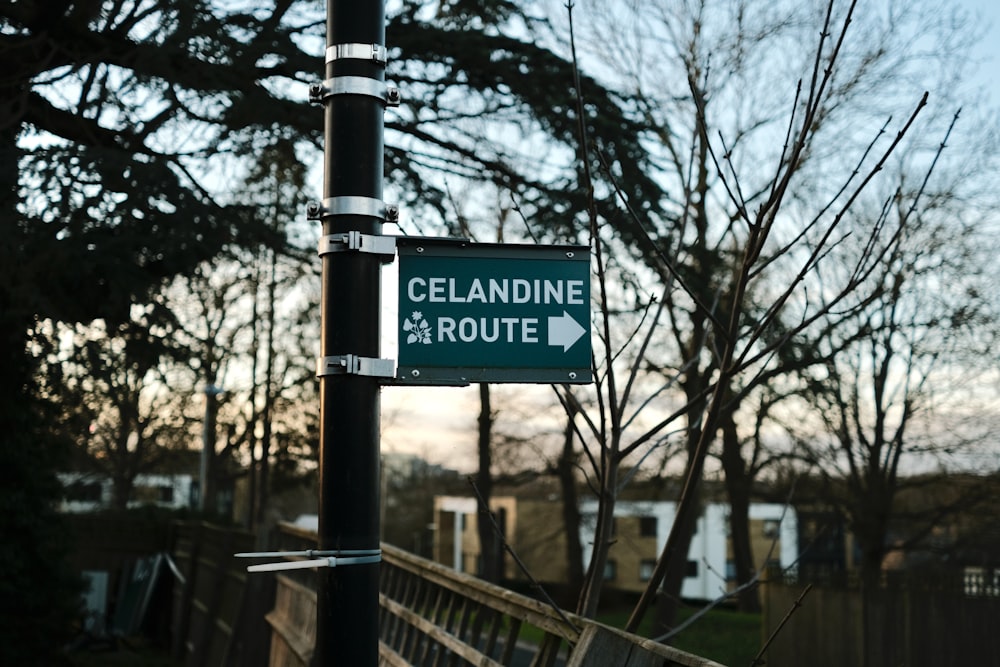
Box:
left=395, top=238, right=592, bottom=384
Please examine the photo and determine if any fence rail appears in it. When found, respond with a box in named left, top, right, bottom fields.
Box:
left=267, top=522, right=724, bottom=667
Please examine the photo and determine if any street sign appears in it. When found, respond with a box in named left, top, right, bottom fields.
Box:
left=395, top=238, right=592, bottom=384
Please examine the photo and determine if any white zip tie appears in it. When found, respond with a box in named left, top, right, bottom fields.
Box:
left=235, top=549, right=382, bottom=573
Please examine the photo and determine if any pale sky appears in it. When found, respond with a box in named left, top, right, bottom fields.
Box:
left=378, top=0, right=1000, bottom=474
left=966, top=0, right=1000, bottom=105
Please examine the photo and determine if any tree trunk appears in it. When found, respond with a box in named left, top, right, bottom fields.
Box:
left=475, top=383, right=501, bottom=583
left=201, top=385, right=219, bottom=513
left=652, top=466, right=701, bottom=637
left=719, top=408, right=761, bottom=612
left=577, top=448, right=618, bottom=618
left=110, top=473, right=131, bottom=511
left=246, top=258, right=261, bottom=528
left=256, top=249, right=277, bottom=526
left=557, top=406, right=585, bottom=596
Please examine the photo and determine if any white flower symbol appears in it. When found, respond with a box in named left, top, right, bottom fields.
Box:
left=402, top=311, right=432, bottom=345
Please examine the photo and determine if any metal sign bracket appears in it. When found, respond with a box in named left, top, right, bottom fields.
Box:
left=318, top=231, right=396, bottom=262
left=306, top=195, right=398, bottom=223
left=317, top=354, right=395, bottom=379
left=309, top=76, right=401, bottom=107
left=325, top=43, right=388, bottom=65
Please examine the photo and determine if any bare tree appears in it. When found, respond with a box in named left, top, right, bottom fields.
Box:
left=170, top=259, right=252, bottom=514
left=544, top=0, right=991, bottom=631
left=789, top=163, right=1000, bottom=587
left=46, top=305, right=196, bottom=508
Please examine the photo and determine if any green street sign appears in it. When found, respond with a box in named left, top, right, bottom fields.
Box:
left=395, top=238, right=592, bottom=384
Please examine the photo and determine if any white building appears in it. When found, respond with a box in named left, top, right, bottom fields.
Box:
left=58, top=472, right=196, bottom=512
left=579, top=499, right=798, bottom=599
left=432, top=493, right=798, bottom=600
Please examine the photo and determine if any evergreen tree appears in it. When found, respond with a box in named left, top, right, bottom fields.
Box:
left=1, top=0, right=661, bottom=656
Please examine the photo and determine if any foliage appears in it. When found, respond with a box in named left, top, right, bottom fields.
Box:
left=2, top=0, right=663, bottom=651
left=1, top=0, right=321, bottom=655
left=386, top=1, right=665, bottom=243
left=669, top=606, right=762, bottom=667
left=0, top=368, right=84, bottom=665
left=41, top=311, right=195, bottom=508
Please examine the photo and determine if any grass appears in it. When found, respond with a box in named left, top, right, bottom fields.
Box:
left=668, top=606, right=761, bottom=666
left=514, top=601, right=760, bottom=666
left=66, top=638, right=174, bottom=667
left=592, top=604, right=761, bottom=667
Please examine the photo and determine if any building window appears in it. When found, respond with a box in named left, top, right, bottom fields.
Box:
left=684, top=560, right=699, bottom=578
left=158, top=485, right=174, bottom=503
left=763, top=519, right=780, bottom=539
left=639, top=560, right=656, bottom=582
left=639, top=516, right=657, bottom=537
left=67, top=481, right=102, bottom=503
left=604, top=560, right=617, bottom=581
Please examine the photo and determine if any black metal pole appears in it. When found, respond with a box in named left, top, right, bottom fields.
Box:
left=316, top=0, right=385, bottom=664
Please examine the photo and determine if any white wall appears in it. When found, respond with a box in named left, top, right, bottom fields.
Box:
left=579, top=499, right=799, bottom=600
left=58, top=473, right=195, bottom=512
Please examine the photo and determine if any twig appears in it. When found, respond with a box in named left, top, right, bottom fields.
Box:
left=467, top=477, right=581, bottom=633
left=751, top=583, right=812, bottom=666
left=750, top=584, right=812, bottom=667
left=653, top=572, right=762, bottom=643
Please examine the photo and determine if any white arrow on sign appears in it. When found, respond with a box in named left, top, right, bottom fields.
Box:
left=548, top=311, right=586, bottom=352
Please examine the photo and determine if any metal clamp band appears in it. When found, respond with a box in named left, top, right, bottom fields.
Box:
left=308, top=76, right=400, bottom=106
left=317, top=354, right=395, bottom=378
left=236, top=549, right=382, bottom=573
left=318, top=232, right=397, bottom=258
left=326, top=43, right=388, bottom=64
left=307, top=196, right=397, bottom=221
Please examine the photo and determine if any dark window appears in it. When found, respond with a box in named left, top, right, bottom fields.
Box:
left=604, top=560, right=617, bottom=581
left=158, top=485, right=174, bottom=503
left=639, top=516, right=657, bottom=537
left=639, top=560, right=656, bottom=581
left=67, top=481, right=102, bottom=503
left=685, top=560, right=699, bottom=578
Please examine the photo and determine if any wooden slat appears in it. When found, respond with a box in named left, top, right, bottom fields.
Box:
left=417, top=585, right=447, bottom=665
left=480, top=607, right=502, bottom=658
left=498, top=617, right=522, bottom=665
left=264, top=610, right=313, bottom=666
left=382, top=543, right=580, bottom=642
left=262, top=576, right=316, bottom=667
left=447, top=596, right=475, bottom=667
left=377, top=641, right=410, bottom=667
left=429, top=589, right=453, bottom=667
left=531, top=633, right=565, bottom=667
left=380, top=593, right=506, bottom=667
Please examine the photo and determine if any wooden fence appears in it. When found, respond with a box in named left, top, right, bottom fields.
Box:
left=77, top=518, right=723, bottom=666
left=68, top=512, right=175, bottom=642
left=761, top=569, right=1000, bottom=667
left=169, top=521, right=274, bottom=667
left=267, top=522, right=725, bottom=667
